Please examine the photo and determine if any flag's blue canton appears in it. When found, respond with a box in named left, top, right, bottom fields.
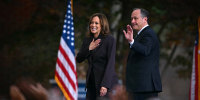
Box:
left=62, top=1, right=75, bottom=55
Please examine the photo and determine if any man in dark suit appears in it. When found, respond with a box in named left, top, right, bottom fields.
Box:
left=123, top=8, right=162, bottom=100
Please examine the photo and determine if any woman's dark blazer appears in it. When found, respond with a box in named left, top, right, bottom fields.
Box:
left=76, top=34, right=118, bottom=90
left=126, top=26, right=162, bottom=93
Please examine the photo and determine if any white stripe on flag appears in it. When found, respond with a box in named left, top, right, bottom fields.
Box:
left=56, top=64, right=77, bottom=99
left=190, top=48, right=196, bottom=100
left=60, top=37, right=76, bottom=67
left=57, top=50, right=76, bottom=82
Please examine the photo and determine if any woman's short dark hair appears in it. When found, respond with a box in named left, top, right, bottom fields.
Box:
left=88, top=13, right=110, bottom=36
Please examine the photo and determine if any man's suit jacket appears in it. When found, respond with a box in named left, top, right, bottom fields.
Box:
left=76, top=34, right=118, bottom=90
left=126, top=26, right=162, bottom=93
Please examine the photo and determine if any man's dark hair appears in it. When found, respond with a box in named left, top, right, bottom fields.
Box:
left=133, top=8, right=149, bottom=19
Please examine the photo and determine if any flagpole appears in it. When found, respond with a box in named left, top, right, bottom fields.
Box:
left=71, top=0, right=73, bottom=15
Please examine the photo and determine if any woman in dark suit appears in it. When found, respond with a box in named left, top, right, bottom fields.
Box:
left=76, top=13, right=118, bottom=100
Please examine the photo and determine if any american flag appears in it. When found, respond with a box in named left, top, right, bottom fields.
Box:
left=190, top=16, right=200, bottom=100
left=55, top=0, right=78, bottom=100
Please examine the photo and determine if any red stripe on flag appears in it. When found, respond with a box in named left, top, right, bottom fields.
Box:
left=59, top=45, right=77, bottom=75
left=55, top=71, right=74, bottom=100
left=189, top=17, right=200, bottom=100
left=197, top=16, right=200, bottom=100
left=59, top=45, right=78, bottom=87
left=195, top=46, right=199, bottom=100
left=57, top=57, right=76, bottom=91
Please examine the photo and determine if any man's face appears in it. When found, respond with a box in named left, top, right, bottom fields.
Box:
left=131, top=9, right=147, bottom=31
